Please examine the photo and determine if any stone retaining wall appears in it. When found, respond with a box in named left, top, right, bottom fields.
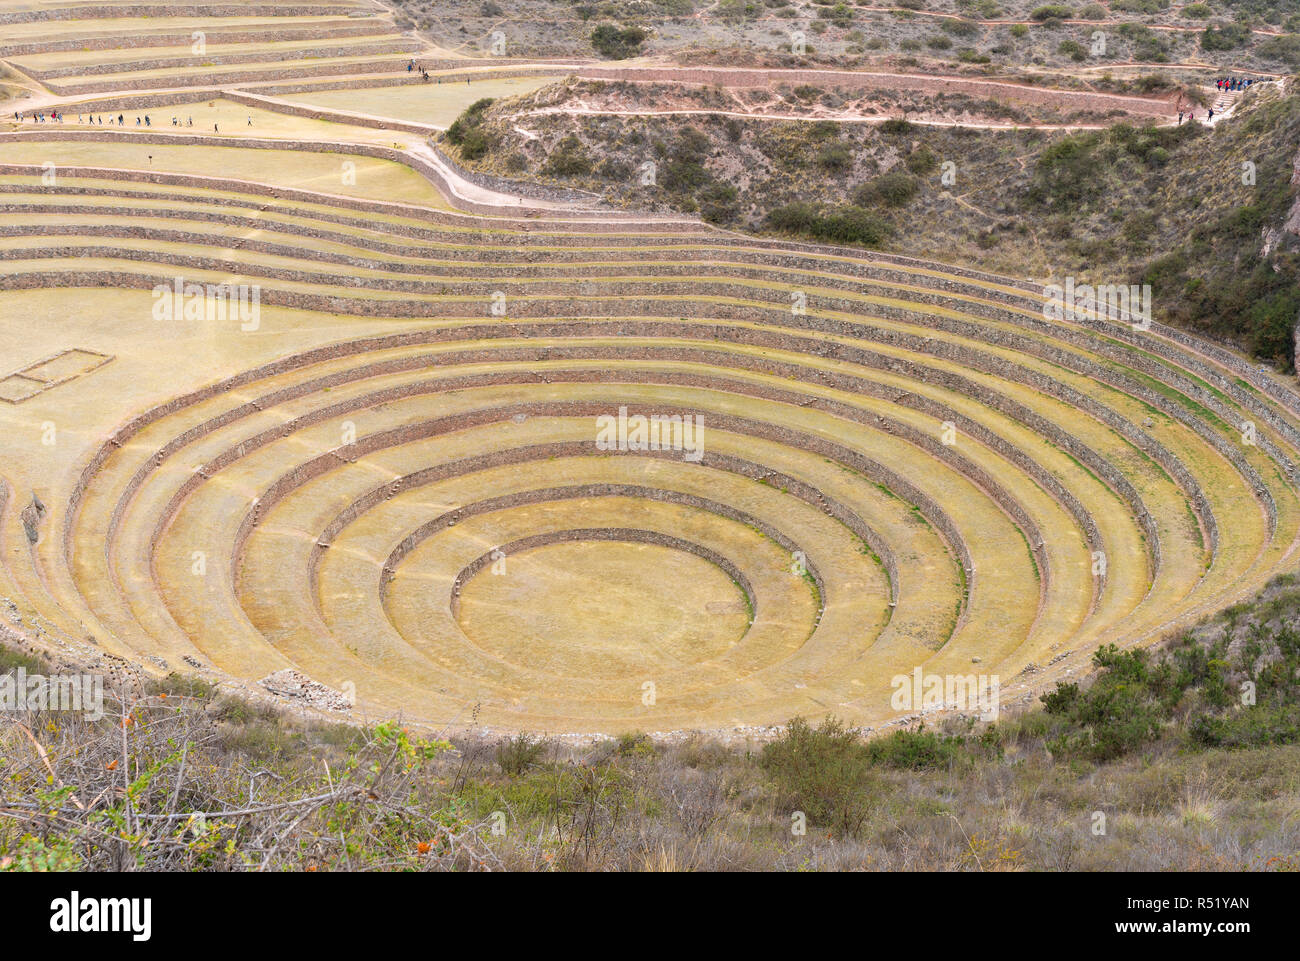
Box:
left=0, top=22, right=390, bottom=57
left=216, top=400, right=974, bottom=620
left=0, top=5, right=361, bottom=23
left=316, top=447, right=896, bottom=611
left=444, top=528, right=765, bottom=624
left=49, top=57, right=417, bottom=95
left=242, top=66, right=577, bottom=97
left=33, top=267, right=1217, bottom=561
left=26, top=41, right=419, bottom=80
left=0, top=229, right=1268, bottom=528
left=429, top=140, right=601, bottom=204
left=0, top=134, right=577, bottom=218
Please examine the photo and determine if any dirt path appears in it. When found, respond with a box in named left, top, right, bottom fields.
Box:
left=524, top=104, right=1139, bottom=132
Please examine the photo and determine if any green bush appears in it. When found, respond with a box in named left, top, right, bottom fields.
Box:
left=1257, top=34, right=1300, bottom=66
left=1201, top=23, right=1251, bottom=51
left=591, top=23, right=649, bottom=58
left=1058, top=38, right=1088, bottom=61
left=766, top=202, right=893, bottom=247
left=855, top=169, right=920, bottom=206
left=1040, top=596, right=1300, bottom=762
left=817, top=141, right=854, bottom=172
left=1110, top=0, right=1168, bottom=11
left=905, top=145, right=939, bottom=174
left=760, top=716, right=874, bottom=835
left=446, top=98, right=498, bottom=160
left=1027, top=132, right=1104, bottom=210
left=941, top=18, right=980, bottom=37
left=496, top=734, right=548, bottom=776
left=661, top=126, right=712, bottom=190
left=697, top=182, right=740, bottom=224
left=865, top=728, right=971, bottom=769
left=542, top=134, right=592, bottom=176
left=1030, top=4, right=1073, bottom=20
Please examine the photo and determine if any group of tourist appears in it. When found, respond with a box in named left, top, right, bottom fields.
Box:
left=70, top=113, right=149, bottom=126
left=13, top=110, right=252, bottom=132
left=404, top=58, right=473, bottom=84
left=1216, top=77, right=1256, bottom=92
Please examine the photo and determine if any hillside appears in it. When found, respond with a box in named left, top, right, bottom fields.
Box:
left=449, top=76, right=1300, bottom=363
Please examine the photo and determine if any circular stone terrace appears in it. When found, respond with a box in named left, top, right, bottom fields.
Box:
left=0, top=0, right=1294, bottom=737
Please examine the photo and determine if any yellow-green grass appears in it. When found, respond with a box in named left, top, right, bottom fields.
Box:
left=0, top=140, right=452, bottom=207
left=43, top=308, right=1279, bottom=723
left=32, top=98, right=435, bottom=144
left=0, top=15, right=374, bottom=42
left=6, top=35, right=410, bottom=72
left=277, top=76, right=567, bottom=127
left=42, top=51, right=414, bottom=85
left=3, top=166, right=1299, bottom=733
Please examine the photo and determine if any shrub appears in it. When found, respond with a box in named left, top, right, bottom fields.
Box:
left=1027, top=132, right=1104, bottom=210
left=766, top=202, right=893, bottom=246
left=496, top=734, right=548, bottom=776
left=1201, top=23, right=1250, bottom=51
left=697, top=182, right=740, bottom=223
left=661, top=126, right=712, bottom=190
left=865, top=727, right=970, bottom=769
left=1110, top=0, right=1168, bottom=11
left=760, top=716, right=874, bottom=835
left=941, top=18, right=980, bottom=37
left=1058, top=39, right=1087, bottom=61
left=446, top=98, right=497, bottom=160
left=591, top=24, right=649, bottom=58
left=855, top=169, right=919, bottom=206
left=1258, top=34, right=1300, bottom=67
left=817, top=141, right=854, bottom=172
left=905, top=145, right=939, bottom=174
left=815, top=205, right=893, bottom=245
left=1030, top=4, right=1073, bottom=20
left=542, top=134, right=592, bottom=175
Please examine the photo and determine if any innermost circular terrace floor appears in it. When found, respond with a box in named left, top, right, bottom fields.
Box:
left=454, top=541, right=751, bottom=681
